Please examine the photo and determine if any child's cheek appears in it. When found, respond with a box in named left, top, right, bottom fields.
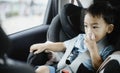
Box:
left=95, top=36, right=100, bottom=42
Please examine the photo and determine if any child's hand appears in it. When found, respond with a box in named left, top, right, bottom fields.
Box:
left=84, top=32, right=98, bottom=53
left=84, top=33, right=102, bottom=69
left=30, top=43, right=48, bottom=54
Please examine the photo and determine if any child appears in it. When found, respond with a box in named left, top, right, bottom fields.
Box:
left=30, top=2, right=118, bottom=73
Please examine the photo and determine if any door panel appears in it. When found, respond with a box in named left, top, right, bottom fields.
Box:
left=7, top=25, right=49, bottom=62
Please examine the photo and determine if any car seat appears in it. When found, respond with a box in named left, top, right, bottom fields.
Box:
left=97, top=51, right=120, bottom=73
left=47, top=3, right=84, bottom=42
left=27, top=3, right=84, bottom=67
left=0, top=26, right=35, bottom=73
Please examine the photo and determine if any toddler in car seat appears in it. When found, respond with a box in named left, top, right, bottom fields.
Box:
left=29, top=2, right=120, bottom=73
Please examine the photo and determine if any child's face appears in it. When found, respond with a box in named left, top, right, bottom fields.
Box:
left=84, top=13, right=114, bottom=42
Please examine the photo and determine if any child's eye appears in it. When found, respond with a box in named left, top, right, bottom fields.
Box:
left=84, top=25, right=87, bottom=28
left=93, top=26, right=98, bottom=29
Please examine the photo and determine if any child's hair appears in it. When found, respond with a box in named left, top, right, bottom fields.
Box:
left=87, top=2, right=115, bottom=24
left=86, top=2, right=120, bottom=50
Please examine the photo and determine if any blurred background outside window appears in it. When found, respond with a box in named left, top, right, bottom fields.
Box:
left=0, top=0, right=48, bottom=35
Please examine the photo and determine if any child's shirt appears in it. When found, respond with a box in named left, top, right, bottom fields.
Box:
left=63, top=34, right=115, bottom=71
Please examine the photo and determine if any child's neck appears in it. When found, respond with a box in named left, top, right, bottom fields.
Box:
left=97, top=37, right=108, bottom=50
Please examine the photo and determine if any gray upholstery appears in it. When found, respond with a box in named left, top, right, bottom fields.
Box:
left=47, top=4, right=84, bottom=42
left=97, top=51, right=120, bottom=73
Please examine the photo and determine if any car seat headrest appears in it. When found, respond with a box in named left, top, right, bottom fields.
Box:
left=0, top=27, right=10, bottom=57
left=60, top=4, right=84, bottom=38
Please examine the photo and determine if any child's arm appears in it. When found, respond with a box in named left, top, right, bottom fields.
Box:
left=30, top=42, right=66, bottom=54
left=84, top=33, right=103, bottom=70
left=89, top=46, right=103, bottom=70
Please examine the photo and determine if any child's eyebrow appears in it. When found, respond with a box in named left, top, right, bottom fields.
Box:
left=92, top=23, right=98, bottom=25
left=84, top=22, right=88, bottom=25
left=84, top=22, right=98, bottom=25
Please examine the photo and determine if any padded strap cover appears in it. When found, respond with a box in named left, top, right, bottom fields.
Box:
left=97, top=51, right=120, bottom=73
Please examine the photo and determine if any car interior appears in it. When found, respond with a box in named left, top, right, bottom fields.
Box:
left=0, top=0, right=120, bottom=73
left=0, top=26, right=35, bottom=73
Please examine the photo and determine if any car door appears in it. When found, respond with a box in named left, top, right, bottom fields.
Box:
left=0, top=0, right=58, bottom=62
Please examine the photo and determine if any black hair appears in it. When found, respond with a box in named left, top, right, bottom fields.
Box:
left=86, top=2, right=120, bottom=50
left=87, top=2, right=115, bottom=24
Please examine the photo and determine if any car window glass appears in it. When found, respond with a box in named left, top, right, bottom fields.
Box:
left=0, top=0, right=48, bottom=35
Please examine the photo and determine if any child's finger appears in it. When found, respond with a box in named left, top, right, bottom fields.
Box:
left=34, top=50, right=40, bottom=54
left=91, top=32, right=95, bottom=40
left=86, top=33, right=92, bottom=40
left=30, top=44, right=37, bottom=52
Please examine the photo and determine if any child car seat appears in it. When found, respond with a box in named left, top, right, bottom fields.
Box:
left=97, top=51, right=120, bottom=73
left=47, top=3, right=84, bottom=42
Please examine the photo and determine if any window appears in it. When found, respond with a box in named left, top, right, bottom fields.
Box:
left=0, top=0, right=48, bottom=35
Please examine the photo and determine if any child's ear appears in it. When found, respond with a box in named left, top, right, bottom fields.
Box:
left=107, top=24, right=114, bottom=34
